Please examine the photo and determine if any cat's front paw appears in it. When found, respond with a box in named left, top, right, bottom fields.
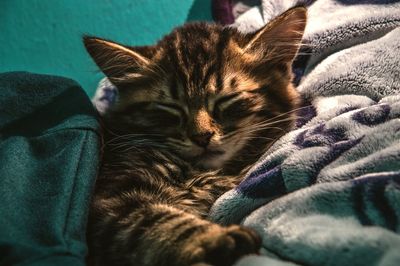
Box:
left=186, top=225, right=261, bottom=266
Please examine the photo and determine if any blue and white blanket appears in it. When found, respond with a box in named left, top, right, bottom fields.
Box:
left=92, top=1, right=400, bottom=265
left=209, top=1, right=400, bottom=265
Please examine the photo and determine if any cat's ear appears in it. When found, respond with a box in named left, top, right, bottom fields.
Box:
left=83, top=36, right=155, bottom=85
left=240, top=6, right=307, bottom=63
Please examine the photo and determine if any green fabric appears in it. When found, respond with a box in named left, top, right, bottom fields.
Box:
left=0, top=72, right=100, bottom=265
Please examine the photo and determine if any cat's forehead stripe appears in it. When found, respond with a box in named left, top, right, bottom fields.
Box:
left=164, top=24, right=233, bottom=98
left=214, top=30, right=231, bottom=93
left=169, top=76, right=179, bottom=100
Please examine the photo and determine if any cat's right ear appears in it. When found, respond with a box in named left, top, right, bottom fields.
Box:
left=83, top=36, right=154, bottom=85
left=238, top=6, right=307, bottom=64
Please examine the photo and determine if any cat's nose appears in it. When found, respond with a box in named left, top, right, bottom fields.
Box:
left=190, top=132, right=214, bottom=147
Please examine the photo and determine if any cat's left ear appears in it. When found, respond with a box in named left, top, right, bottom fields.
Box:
left=83, top=36, right=156, bottom=86
left=240, top=6, right=307, bottom=64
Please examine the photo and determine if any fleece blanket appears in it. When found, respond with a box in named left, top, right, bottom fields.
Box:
left=208, top=1, right=400, bottom=266
left=0, top=72, right=100, bottom=265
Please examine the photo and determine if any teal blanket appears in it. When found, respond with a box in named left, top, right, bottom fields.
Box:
left=0, top=72, right=100, bottom=265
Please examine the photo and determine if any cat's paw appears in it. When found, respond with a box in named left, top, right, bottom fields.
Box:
left=187, top=225, right=261, bottom=266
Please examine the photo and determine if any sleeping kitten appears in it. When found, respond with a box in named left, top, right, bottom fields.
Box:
left=84, top=7, right=306, bottom=266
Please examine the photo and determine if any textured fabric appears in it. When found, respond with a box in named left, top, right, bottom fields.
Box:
left=92, top=77, right=117, bottom=115
left=0, top=72, right=100, bottom=266
left=212, top=0, right=262, bottom=25
left=212, top=0, right=235, bottom=25
left=211, top=95, right=400, bottom=265
left=209, top=1, right=400, bottom=266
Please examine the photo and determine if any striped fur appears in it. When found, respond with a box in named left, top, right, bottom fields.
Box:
left=84, top=7, right=307, bottom=266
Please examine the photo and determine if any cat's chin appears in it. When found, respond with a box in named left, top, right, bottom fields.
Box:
left=178, top=148, right=226, bottom=170
left=195, top=160, right=223, bottom=170
left=193, top=150, right=230, bottom=170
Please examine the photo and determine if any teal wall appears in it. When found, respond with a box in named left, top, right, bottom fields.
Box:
left=0, top=0, right=211, bottom=96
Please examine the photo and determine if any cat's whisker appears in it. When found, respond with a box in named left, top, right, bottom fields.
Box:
left=221, top=115, right=299, bottom=140
left=166, top=137, right=191, bottom=146
left=222, top=117, right=297, bottom=139
left=229, top=106, right=309, bottom=131
left=107, top=137, right=171, bottom=152
left=106, top=133, right=165, bottom=145
left=262, top=105, right=313, bottom=123
left=167, top=141, right=191, bottom=148
left=234, top=117, right=293, bottom=132
left=109, top=143, right=143, bottom=153
left=222, top=125, right=287, bottom=141
left=239, top=136, right=276, bottom=141
left=255, top=117, right=296, bottom=127
left=105, top=139, right=150, bottom=146
left=250, top=116, right=297, bottom=127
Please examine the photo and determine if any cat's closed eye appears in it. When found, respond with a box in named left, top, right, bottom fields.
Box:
left=212, top=93, right=241, bottom=118
left=213, top=93, right=255, bottom=121
left=154, top=102, right=184, bottom=116
left=151, top=102, right=185, bottom=127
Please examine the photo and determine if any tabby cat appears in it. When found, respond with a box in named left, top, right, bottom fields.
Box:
left=84, top=7, right=306, bottom=266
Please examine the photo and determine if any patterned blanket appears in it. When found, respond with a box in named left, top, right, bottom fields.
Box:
left=209, top=0, right=400, bottom=265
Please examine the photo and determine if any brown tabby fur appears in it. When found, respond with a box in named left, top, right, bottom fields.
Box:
left=84, top=7, right=307, bottom=266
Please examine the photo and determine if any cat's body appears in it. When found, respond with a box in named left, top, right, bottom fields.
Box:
left=88, top=134, right=247, bottom=266
left=84, top=7, right=306, bottom=266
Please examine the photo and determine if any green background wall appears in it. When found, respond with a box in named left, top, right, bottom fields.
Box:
left=0, top=0, right=211, bottom=96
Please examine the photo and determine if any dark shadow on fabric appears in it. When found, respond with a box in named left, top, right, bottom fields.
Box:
left=1, top=86, right=99, bottom=138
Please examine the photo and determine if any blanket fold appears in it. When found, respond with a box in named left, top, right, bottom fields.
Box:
left=0, top=72, right=100, bottom=266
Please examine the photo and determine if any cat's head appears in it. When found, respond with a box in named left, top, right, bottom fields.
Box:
left=84, top=7, right=306, bottom=172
